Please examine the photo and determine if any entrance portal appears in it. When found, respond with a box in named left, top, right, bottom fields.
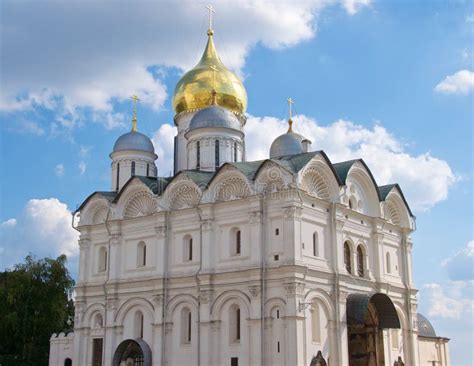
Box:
left=112, top=339, right=152, bottom=366
left=346, top=293, right=400, bottom=366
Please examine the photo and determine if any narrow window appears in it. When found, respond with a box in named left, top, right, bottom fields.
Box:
left=215, top=139, right=220, bottom=168
left=187, top=311, right=192, bottom=342
left=116, top=163, right=120, bottom=191
left=181, top=308, right=192, bottom=344
left=196, top=141, right=200, bottom=169
left=344, top=241, right=352, bottom=274
left=134, top=311, right=144, bottom=339
left=274, top=255, right=279, bottom=261
left=313, top=232, right=319, bottom=257
left=234, top=141, right=238, bottom=162
left=143, top=245, right=147, bottom=266
left=137, top=242, right=146, bottom=267
left=357, top=245, right=364, bottom=277
left=64, top=358, right=72, bottom=366
left=98, top=247, right=107, bottom=272
left=189, top=237, right=193, bottom=261
left=131, top=161, right=136, bottom=176
left=92, top=338, right=103, bottom=366
left=277, top=341, right=280, bottom=353
left=386, top=252, right=391, bottom=274
left=276, top=309, right=280, bottom=319
left=231, top=358, right=238, bottom=366
left=236, top=230, right=241, bottom=255
left=311, top=303, right=321, bottom=343
left=146, top=163, right=149, bottom=177
left=236, top=308, right=241, bottom=341
left=275, top=228, right=279, bottom=236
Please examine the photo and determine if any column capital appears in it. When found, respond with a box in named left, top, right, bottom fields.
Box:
left=155, top=225, right=167, bottom=238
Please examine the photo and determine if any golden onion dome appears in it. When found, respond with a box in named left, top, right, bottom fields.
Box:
left=172, top=31, right=247, bottom=115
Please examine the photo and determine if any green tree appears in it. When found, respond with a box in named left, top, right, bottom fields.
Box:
left=0, top=255, right=75, bottom=366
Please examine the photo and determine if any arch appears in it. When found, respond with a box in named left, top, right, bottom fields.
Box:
left=64, top=358, right=72, bottom=366
left=346, top=293, right=401, bottom=329
left=356, top=244, right=365, bottom=278
left=115, top=297, right=154, bottom=324
left=206, top=170, right=252, bottom=202
left=83, top=303, right=106, bottom=328
left=298, top=155, right=341, bottom=200
left=304, top=289, right=336, bottom=322
left=383, top=189, right=412, bottom=228
left=254, top=162, right=292, bottom=194
left=166, top=294, right=199, bottom=321
left=345, top=162, right=381, bottom=216
left=301, top=167, right=331, bottom=200
left=123, top=190, right=157, bottom=219
left=210, top=290, right=251, bottom=319
left=79, top=197, right=109, bottom=226
left=264, top=297, right=287, bottom=317
left=112, top=338, right=152, bottom=366
left=137, top=241, right=147, bottom=267
left=165, top=179, right=202, bottom=210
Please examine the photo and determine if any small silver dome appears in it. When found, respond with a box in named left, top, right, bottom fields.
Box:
left=270, top=132, right=305, bottom=158
left=189, top=105, right=241, bottom=132
left=417, top=313, right=437, bottom=338
left=113, top=131, right=155, bottom=154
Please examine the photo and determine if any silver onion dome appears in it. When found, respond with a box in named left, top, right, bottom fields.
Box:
left=189, top=105, right=241, bottom=132
left=113, top=131, right=155, bottom=154
left=270, top=131, right=306, bottom=158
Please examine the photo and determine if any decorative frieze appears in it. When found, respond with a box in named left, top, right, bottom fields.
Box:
left=249, top=211, right=262, bottom=224
left=155, top=226, right=167, bottom=239
left=283, top=206, right=302, bottom=219
left=248, top=285, right=261, bottom=298
left=284, top=282, right=305, bottom=297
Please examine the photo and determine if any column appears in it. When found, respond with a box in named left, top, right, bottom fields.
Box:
left=284, top=282, right=305, bottom=365
left=248, top=285, right=262, bottom=365
left=200, top=219, right=214, bottom=271
left=248, top=211, right=262, bottom=265
left=104, top=298, right=119, bottom=365
left=337, top=291, right=349, bottom=366
left=199, top=290, right=213, bottom=366
left=152, top=294, right=164, bottom=365
left=77, top=237, right=90, bottom=283
left=283, top=205, right=302, bottom=262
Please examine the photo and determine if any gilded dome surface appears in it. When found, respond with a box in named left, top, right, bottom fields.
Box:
left=172, top=33, right=247, bottom=115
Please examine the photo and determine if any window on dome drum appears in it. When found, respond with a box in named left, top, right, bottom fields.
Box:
left=386, top=252, right=391, bottom=274
left=98, top=247, right=107, bottom=272
left=137, top=242, right=146, bottom=267
left=181, top=308, right=192, bottom=344
left=146, top=163, right=149, bottom=177
left=131, top=161, right=136, bottom=176
left=215, top=139, right=220, bottom=168
left=196, top=141, right=200, bottom=169
left=357, top=245, right=364, bottom=277
left=116, top=163, right=120, bottom=191
left=234, top=141, right=238, bottom=162
left=313, top=232, right=319, bottom=257
left=134, top=310, right=144, bottom=339
left=311, top=303, right=321, bottom=343
left=344, top=241, right=352, bottom=274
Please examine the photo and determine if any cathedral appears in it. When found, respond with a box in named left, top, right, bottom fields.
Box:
left=49, top=12, right=450, bottom=366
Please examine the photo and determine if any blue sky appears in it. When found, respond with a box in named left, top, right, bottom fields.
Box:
left=0, top=1, right=473, bottom=363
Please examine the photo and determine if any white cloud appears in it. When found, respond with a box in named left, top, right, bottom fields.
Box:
left=79, top=161, right=87, bottom=175
left=442, top=240, right=474, bottom=280
left=151, top=123, right=177, bottom=176
left=0, top=198, right=79, bottom=270
left=1, top=218, right=17, bottom=228
left=79, top=145, right=92, bottom=158
left=152, top=115, right=457, bottom=211
left=0, top=0, right=370, bottom=128
left=12, top=120, right=46, bottom=136
left=466, top=14, right=474, bottom=23
left=55, top=163, right=65, bottom=177
left=422, top=281, right=474, bottom=320
left=435, top=70, right=474, bottom=95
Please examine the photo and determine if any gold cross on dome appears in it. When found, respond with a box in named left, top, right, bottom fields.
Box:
left=130, top=95, right=140, bottom=131
left=206, top=4, right=216, bottom=32
left=209, top=64, right=218, bottom=104
left=287, top=97, right=294, bottom=132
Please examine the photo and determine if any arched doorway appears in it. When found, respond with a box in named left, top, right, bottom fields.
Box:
left=112, top=339, right=152, bottom=366
left=346, top=293, right=400, bottom=366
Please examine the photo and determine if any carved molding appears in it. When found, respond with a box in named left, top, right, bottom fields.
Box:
left=284, top=282, right=305, bottom=297
left=249, top=211, right=262, bottom=225
left=153, top=294, right=164, bottom=307
left=248, top=285, right=261, bottom=298
left=199, top=290, right=213, bottom=304
left=283, top=206, right=302, bottom=219
left=202, top=220, right=214, bottom=232
left=155, top=226, right=167, bottom=239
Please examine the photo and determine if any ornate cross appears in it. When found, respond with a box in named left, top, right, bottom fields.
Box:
left=287, top=97, right=294, bottom=132
left=131, top=95, right=140, bottom=131
left=206, top=4, right=215, bottom=32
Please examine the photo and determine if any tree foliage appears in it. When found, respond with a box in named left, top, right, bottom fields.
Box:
left=0, top=255, right=75, bottom=365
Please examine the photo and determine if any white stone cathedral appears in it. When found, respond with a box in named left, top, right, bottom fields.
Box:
left=49, top=16, right=450, bottom=366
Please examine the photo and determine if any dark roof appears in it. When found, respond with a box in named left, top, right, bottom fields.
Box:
left=75, top=191, right=117, bottom=213
left=167, top=170, right=215, bottom=188
left=333, top=159, right=382, bottom=201
left=417, top=313, right=437, bottom=338
left=379, top=183, right=415, bottom=218
left=113, top=176, right=170, bottom=203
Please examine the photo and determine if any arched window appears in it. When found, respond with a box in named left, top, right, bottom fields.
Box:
left=344, top=241, right=351, bottom=274
left=234, top=141, right=238, bottom=162
left=134, top=310, right=144, bottom=339
left=230, top=228, right=241, bottom=256
left=116, top=163, right=120, bottom=191
left=311, top=303, right=321, bottom=343
left=229, top=305, right=241, bottom=343
left=181, top=308, right=192, bottom=344
left=386, top=252, right=391, bottom=274
left=137, top=242, right=146, bottom=267
left=313, top=232, right=319, bottom=257
left=215, top=139, right=220, bottom=168
left=183, top=235, right=193, bottom=262
left=64, top=358, right=72, bottom=366
left=196, top=141, right=200, bottom=169
left=93, top=313, right=103, bottom=328
left=131, top=161, right=136, bottom=176
left=357, top=245, right=364, bottom=277
left=98, top=247, right=107, bottom=272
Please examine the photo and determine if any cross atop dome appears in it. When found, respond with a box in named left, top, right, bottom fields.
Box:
left=130, top=95, right=140, bottom=132
left=206, top=4, right=216, bottom=35
left=287, top=97, right=294, bottom=132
